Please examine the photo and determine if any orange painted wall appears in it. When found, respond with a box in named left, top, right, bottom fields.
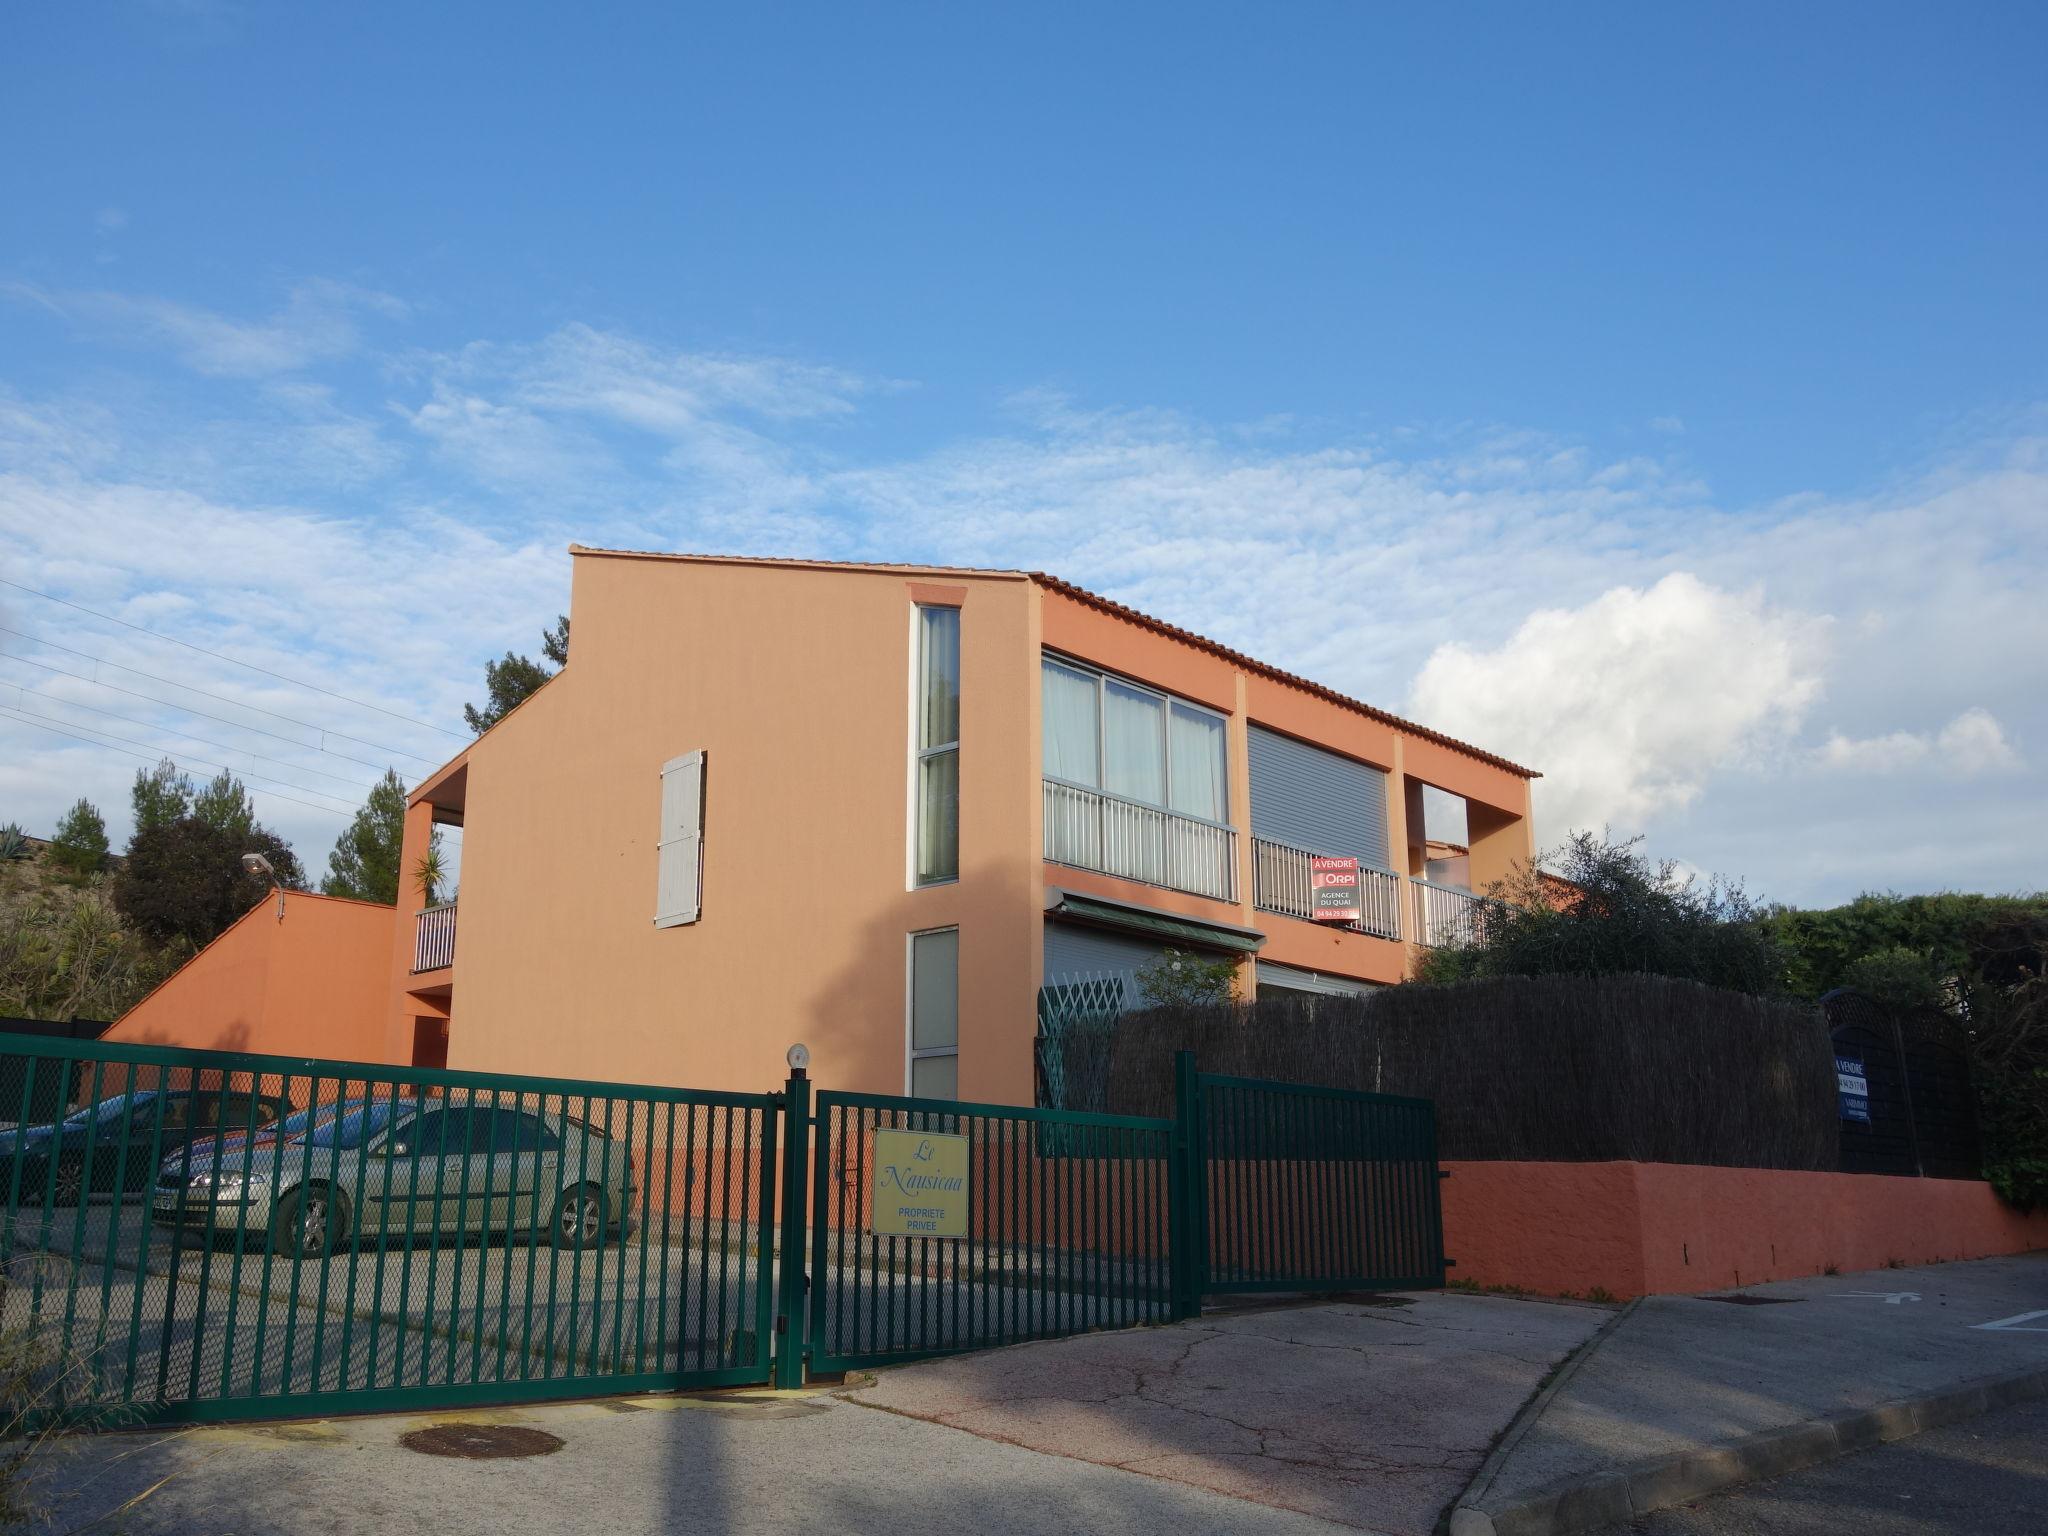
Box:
left=366, top=555, right=1539, bottom=1101
left=435, top=554, right=1045, bottom=1102
left=107, top=892, right=396, bottom=1065
left=1442, top=1160, right=2048, bottom=1298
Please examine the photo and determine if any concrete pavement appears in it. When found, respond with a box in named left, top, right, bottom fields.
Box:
left=845, top=1291, right=1608, bottom=1533
left=17, top=1253, right=2048, bottom=1536
left=1609, top=1393, right=2048, bottom=1535
left=22, top=1390, right=1359, bottom=1536
left=1454, top=1253, right=2048, bottom=1535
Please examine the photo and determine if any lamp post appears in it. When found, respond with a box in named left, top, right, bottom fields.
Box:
left=241, top=851, right=285, bottom=921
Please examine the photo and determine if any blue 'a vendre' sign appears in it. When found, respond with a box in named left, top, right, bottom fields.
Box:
left=1836, top=1054, right=1871, bottom=1124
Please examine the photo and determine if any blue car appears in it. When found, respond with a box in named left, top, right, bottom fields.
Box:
left=1, top=1088, right=290, bottom=1206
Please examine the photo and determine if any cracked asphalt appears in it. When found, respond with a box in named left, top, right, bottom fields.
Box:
left=845, top=1291, right=1606, bottom=1533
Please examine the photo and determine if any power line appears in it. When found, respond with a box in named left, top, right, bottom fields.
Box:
left=0, top=710, right=356, bottom=822
left=0, top=648, right=415, bottom=777
left=0, top=679, right=397, bottom=796
left=0, top=625, right=444, bottom=767
left=0, top=577, right=466, bottom=738
left=0, top=705, right=359, bottom=814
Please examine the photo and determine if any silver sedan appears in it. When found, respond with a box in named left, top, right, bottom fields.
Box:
left=154, top=1098, right=634, bottom=1257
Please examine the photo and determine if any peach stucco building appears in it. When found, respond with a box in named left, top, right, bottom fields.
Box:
left=367, top=548, right=1537, bottom=1103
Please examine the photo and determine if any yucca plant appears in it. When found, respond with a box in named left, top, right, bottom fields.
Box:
left=0, top=825, right=30, bottom=863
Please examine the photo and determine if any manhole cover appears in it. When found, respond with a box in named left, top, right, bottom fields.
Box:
left=400, top=1424, right=565, bottom=1459
left=1699, top=1294, right=1804, bottom=1306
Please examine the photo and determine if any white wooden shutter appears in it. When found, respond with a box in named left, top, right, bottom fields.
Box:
left=655, top=750, right=704, bottom=927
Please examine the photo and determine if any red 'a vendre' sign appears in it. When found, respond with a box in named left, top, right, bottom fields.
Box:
left=1309, top=855, right=1362, bottom=924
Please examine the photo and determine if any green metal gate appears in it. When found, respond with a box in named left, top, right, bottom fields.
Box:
left=0, top=1033, right=777, bottom=1424
left=1178, top=1055, right=1447, bottom=1297
left=795, top=1084, right=1181, bottom=1377
left=2, top=1032, right=1442, bottom=1419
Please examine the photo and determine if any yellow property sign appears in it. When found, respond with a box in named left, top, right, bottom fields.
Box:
left=870, top=1128, right=969, bottom=1238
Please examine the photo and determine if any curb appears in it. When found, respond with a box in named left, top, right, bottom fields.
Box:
left=1449, top=1362, right=2048, bottom=1536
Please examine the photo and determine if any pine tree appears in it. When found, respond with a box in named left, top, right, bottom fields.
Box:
left=130, top=759, right=193, bottom=837
left=191, top=770, right=256, bottom=841
left=47, top=798, right=110, bottom=878
left=464, top=614, right=569, bottom=733
left=321, top=770, right=420, bottom=904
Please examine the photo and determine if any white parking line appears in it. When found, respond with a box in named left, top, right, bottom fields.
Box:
left=1835, top=1291, right=1921, bottom=1305
left=1970, top=1310, right=2048, bottom=1332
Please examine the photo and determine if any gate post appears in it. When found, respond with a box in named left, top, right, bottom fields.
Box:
left=1169, top=1050, right=1206, bottom=1321
left=773, top=1053, right=812, bottom=1389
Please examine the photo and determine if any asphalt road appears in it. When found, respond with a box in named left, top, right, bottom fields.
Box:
left=1613, top=1394, right=2048, bottom=1536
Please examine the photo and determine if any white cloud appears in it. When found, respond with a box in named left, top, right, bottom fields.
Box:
left=1408, top=575, right=1828, bottom=834
left=1820, top=707, right=2021, bottom=778
left=4, top=286, right=2045, bottom=903
left=6, top=278, right=407, bottom=377
left=94, top=208, right=127, bottom=235
left=1649, top=415, right=1685, bottom=435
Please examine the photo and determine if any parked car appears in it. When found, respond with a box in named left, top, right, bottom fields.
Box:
left=155, top=1096, right=381, bottom=1187
left=153, top=1097, right=633, bottom=1257
left=1, top=1088, right=290, bottom=1207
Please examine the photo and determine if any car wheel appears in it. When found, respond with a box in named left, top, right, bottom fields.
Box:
left=552, top=1185, right=604, bottom=1251
left=272, top=1187, right=343, bottom=1259
left=51, top=1159, right=84, bottom=1208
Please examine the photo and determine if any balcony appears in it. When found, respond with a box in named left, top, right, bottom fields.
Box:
left=1250, top=837, right=1403, bottom=941
left=1412, top=879, right=1488, bottom=948
left=1043, top=779, right=1238, bottom=903
left=413, top=902, right=457, bottom=973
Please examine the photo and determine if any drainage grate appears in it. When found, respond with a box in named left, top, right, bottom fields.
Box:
left=1699, top=1294, right=1804, bottom=1306
left=400, top=1424, right=566, bottom=1460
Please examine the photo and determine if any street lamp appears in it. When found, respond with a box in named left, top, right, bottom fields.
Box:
left=242, top=852, right=284, bottom=921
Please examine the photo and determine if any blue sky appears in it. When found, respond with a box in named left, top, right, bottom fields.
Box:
left=2, top=1, right=2044, bottom=905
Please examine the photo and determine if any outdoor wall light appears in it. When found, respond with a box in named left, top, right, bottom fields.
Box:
left=242, top=851, right=285, bottom=920
left=786, top=1043, right=811, bottom=1072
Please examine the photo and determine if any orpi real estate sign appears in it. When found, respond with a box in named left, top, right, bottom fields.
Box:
left=870, top=1128, right=970, bottom=1238
left=1309, top=855, right=1363, bottom=924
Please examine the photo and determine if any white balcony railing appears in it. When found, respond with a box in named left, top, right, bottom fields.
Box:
left=1412, top=879, right=1488, bottom=949
left=1250, top=837, right=1403, bottom=941
left=1043, top=779, right=1238, bottom=902
left=413, top=902, right=457, bottom=973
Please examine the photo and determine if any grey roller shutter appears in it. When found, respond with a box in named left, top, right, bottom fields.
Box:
left=1247, top=725, right=1390, bottom=870
left=1256, top=960, right=1379, bottom=999
left=1042, top=921, right=1175, bottom=985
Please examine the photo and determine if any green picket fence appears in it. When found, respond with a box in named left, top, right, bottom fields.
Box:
left=0, top=1033, right=777, bottom=1424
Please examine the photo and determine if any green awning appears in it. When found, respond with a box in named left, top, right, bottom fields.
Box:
left=1047, top=892, right=1265, bottom=955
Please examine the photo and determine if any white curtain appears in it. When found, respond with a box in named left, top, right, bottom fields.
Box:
left=1041, top=660, right=1100, bottom=785
left=1169, top=704, right=1227, bottom=821
left=1102, top=680, right=1165, bottom=805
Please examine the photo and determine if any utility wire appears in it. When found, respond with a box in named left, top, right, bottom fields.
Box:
left=0, top=577, right=465, bottom=738
left=0, top=710, right=356, bottom=821
left=0, top=705, right=359, bottom=813
left=0, top=679, right=398, bottom=796
left=0, top=649, right=415, bottom=777
left=0, top=625, right=443, bottom=766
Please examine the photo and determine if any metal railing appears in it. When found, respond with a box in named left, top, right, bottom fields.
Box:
left=1412, top=878, right=1488, bottom=948
left=1042, top=779, right=1238, bottom=902
left=0, top=1032, right=777, bottom=1424
left=413, top=903, right=456, bottom=973
left=1250, top=837, right=1403, bottom=940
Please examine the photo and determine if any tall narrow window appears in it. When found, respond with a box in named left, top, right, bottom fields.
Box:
left=908, top=927, right=959, bottom=1097
left=915, top=606, right=960, bottom=884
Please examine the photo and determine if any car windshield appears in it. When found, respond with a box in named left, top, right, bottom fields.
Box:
left=296, top=1102, right=398, bottom=1149
left=274, top=1100, right=347, bottom=1137
left=61, top=1095, right=149, bottom=1128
